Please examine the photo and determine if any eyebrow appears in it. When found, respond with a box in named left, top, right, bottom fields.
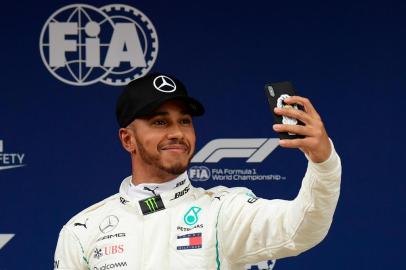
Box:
left=144, top=110, right=191, bottom=118
left=148, top=111, right=169, bottom=117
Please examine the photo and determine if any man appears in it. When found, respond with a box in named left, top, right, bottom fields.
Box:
left=54, top=73, right=341, bottom=270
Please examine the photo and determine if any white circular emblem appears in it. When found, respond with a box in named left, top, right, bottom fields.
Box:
left=99, top=215, right=119, bottom=234
left=277, top=94, right=298, bottom=122
left=39, top=4, right=158, bottom=86
left=153, top=75, right=177, bottom=93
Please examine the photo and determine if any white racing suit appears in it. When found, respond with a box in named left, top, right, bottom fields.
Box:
left=54, top=141, right=341, bottom=270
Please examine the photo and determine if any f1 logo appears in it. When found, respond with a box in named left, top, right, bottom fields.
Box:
left=191, top=138, right=279, bottom=163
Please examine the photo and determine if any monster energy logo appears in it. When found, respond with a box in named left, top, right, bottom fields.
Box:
left=145, top=198, right=158, bottom=211
left=139, top=195, right=165, bottom=215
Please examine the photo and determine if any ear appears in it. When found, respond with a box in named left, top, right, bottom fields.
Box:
left=118, top=128, right=137, bottom=153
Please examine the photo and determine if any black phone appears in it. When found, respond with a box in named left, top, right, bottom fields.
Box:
left=264, top=81, right=305, bottom=139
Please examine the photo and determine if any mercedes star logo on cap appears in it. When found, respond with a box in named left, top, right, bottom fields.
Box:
left=153, top=75, right=177, bottom=93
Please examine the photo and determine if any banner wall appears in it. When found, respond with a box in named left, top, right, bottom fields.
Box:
left=0, top=0, right=404, bottom=269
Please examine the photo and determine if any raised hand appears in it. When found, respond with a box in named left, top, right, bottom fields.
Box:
left=273, top=96, right=332, bottom=163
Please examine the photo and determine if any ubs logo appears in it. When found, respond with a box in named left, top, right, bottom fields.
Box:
left=39, top=3, right=158, bottom=86
left=93, top=244, right=124, bottom=259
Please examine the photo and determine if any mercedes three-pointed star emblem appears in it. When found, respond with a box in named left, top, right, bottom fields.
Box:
left=153, top=75, right=177, bottom=93
left=99, top=215, right=119, bottom=234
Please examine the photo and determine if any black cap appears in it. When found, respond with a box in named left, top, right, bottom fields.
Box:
left=116, top=73, right=205, bottom=127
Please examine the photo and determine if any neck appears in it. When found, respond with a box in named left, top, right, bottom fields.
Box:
left=124, top=172, right=189, bottom=202
left=131, top=161, right=180, bottom=185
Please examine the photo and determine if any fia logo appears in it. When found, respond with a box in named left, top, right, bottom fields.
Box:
left=188, top=166, right=211, bottom=181
left=39, top=4, right=158, bottom=86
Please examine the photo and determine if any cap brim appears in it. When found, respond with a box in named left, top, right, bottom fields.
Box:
left=135, top=95, right=205, bottom=119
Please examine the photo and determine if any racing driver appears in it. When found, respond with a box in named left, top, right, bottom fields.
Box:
left=54, top=73, right=341, bottom=269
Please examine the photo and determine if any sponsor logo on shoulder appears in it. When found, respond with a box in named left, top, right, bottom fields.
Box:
left=74, top=218, right=89, bottom=229
left=119, top=197, right=129, bottom=205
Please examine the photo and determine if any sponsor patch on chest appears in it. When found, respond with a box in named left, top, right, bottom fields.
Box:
left=176, top=233, right=202, bottom=250
left=93, top=244, right=125, bottom=260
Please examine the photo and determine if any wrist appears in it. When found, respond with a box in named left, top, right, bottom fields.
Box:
left=309, top=140, right=332, bottom=163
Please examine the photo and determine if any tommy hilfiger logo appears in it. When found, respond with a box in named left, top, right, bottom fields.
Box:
left=139, top=195, right=165, bottom=215
left=176, top=233, right=202, bottom=250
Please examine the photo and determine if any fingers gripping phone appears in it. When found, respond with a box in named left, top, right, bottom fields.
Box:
left=264, top=81, right=305, bottom=139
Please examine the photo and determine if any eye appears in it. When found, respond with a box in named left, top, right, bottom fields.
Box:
left=152, top=119, right=167, bottom=126
left=180, top=118, right=192, bottom=126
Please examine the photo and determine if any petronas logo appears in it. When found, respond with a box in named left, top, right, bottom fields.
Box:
left=145, top=198, right=158, bottom=211
left=139, top=195, right=165, bottom=215
left=184, top=206, right=202, bottom=226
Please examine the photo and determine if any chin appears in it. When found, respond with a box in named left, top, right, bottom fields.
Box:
left=161, top=161, right=189, bottom=175
left=164, top=165, right=187, bottom=175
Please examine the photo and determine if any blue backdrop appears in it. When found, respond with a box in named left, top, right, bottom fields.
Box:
left=0, top=0, right=405, bottom=269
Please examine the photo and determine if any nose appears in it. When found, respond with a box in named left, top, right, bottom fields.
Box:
left=167, top=123, right=184, bottom=140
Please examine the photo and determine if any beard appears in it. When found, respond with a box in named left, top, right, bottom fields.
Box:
left=134, top=136, right=192, bottom=176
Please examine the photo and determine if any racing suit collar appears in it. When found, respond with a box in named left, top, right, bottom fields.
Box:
left=127, top=173, right=187, bottom=200
left=119, top=171, right=194, bottom=216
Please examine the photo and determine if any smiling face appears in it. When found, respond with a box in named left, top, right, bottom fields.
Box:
left=119, top=99, right=196, bottom=183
